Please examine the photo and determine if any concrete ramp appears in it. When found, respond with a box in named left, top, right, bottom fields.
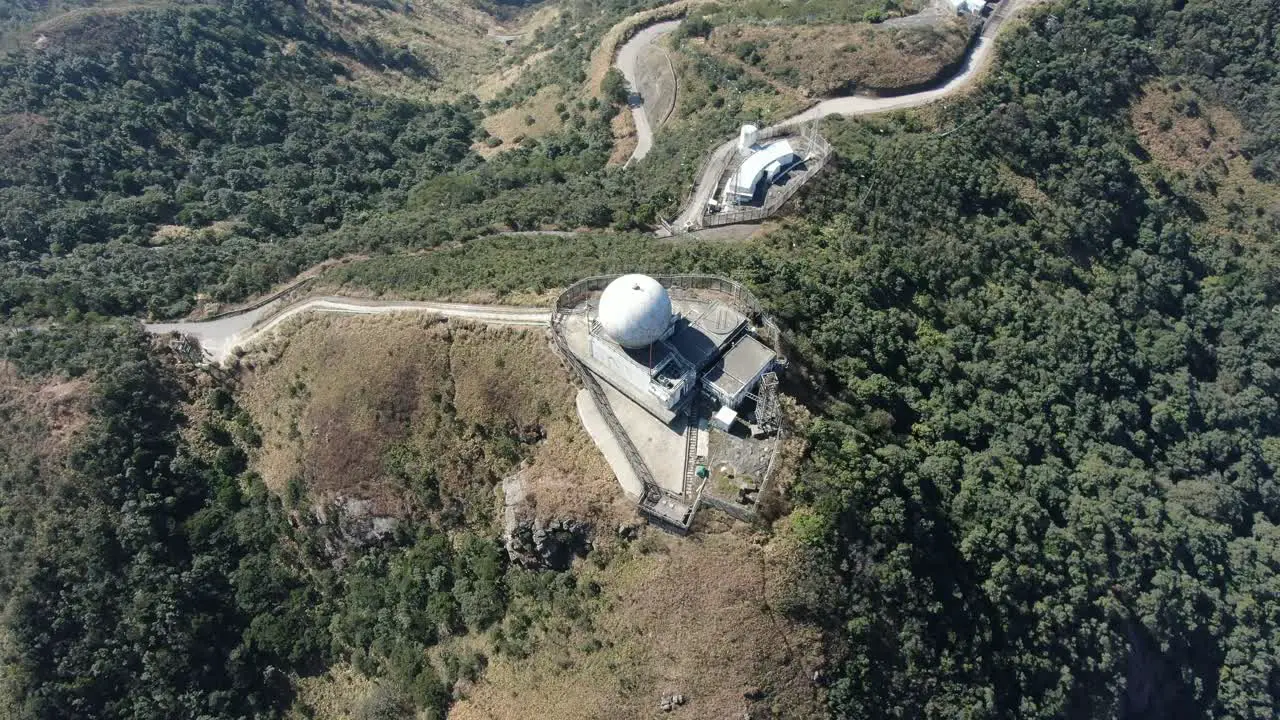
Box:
left=575, top=389, right=644, bottom=500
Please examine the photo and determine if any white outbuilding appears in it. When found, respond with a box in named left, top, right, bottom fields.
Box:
left=596, top=274, right=673, bottom=348
left=723, top=138, right=800, bottom=205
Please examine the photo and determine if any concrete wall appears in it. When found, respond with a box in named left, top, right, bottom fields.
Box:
left=590, top=335, right=689, bottom=409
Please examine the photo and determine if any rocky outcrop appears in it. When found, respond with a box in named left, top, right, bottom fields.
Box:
left=501, top=470, right=596, bottom=570
left=307, top=495, right=399, bottom=567
left=506, top=516, right=594, bottom=570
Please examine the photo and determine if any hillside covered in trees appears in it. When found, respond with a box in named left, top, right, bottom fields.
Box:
left=761, top=1, right=1280, bottom=716
left=1, top=0, right=1279, bottom=718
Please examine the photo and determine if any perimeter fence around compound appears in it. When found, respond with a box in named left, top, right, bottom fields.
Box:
left=547, top=310, right=674, bottom=519
left=701, top=127, right=834, bottom=228
left=550, top=273, right=788, bottom=531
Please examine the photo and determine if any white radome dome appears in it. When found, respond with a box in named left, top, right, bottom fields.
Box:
left=597, top=274, right=672, bottom=348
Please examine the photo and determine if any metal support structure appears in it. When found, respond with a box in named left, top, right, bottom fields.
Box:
left=756, top=371, right=780, bottom=431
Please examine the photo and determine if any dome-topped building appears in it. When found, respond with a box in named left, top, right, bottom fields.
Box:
left=596, top=274, right=673, bottom=348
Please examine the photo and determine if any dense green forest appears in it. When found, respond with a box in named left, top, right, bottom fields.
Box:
left=324, top=0, right=1280, bottom=716
left=1, top=0, right=1279, bottom=717
left=0, top=0, right=808, bottom=320
left=762, top=1, right=1280, bottom=717
left=0, top=0, right=477, bottom=318
left=0, top=321, right=599, bottom=718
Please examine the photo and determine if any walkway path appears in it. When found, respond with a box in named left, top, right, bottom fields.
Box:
left=147, top=297, right=549, bottom=364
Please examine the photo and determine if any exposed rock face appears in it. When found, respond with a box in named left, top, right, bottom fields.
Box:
left=506, top=517, right=593, bottom=570
left=307, top=495, right=399, bottom=567
left=501, top=470, right=594, bottom=570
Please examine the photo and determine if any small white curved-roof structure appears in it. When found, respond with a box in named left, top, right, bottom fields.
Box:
left=724, top=138, right=799, bottom=203
left=597, top=274, right=672, bottom=348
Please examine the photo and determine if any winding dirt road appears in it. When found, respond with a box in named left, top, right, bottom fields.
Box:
left=147, top=297, right=550, bottom=364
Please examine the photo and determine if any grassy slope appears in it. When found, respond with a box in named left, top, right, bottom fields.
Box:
left=705, top=0, right=926, bottom=25
left=704, top=17, right=972, bottom=97
left=237, top=314, right=622, bottom=523
left=1130, top=81, right=1280, bottom=244
left=450, top=526, right=824, bottom=720
left=234, top=312, right=822, bottom=719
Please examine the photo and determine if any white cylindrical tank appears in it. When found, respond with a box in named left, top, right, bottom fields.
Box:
left=597, top=274, right=673, bottom=348
left=737, top=124, right=759, bottom=151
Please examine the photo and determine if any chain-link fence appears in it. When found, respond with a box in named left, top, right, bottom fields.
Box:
left=547, top=312, right=679, bottom=522
left=701, top=126, right=833, bottom=228
left=550, top=273, right=787, bottom=531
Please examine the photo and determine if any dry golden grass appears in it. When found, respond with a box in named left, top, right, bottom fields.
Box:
left=236, top=313, right=823, bottom=719
left=239, top=314, right=448, bottom=514
left=474, top=48, right=554, bottom=102
left=490, top=2, right=562, bottom=40
left=608, top=109, right=638, bottom=165
left=1131, top=82, right=1280, bottom=242
left=450, top=525, right=825, bottom=720
left=288, top=0, right=558, bottom=103
left=290, top=663, right=380, bottom=720
left=0, top=362, right=91, bottom=458
left=997, top=164, right=1052, bottom=209
left=477, top=84, right=569, bottom=155
left=667, top=49, right=807, bottom=123
left=708, top=17, right=971, bottom=97
left=236, top=313, right=629, bottom=524
left=315, top=0, right=504, bottom=100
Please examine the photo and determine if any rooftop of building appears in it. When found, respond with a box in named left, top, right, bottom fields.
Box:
left=666, top=302, right=747, bottom=370
left=565, top=293, right=766, bottom=423
left=729, top=138, right=799, bottom=195
left=704, top=334, right=776, bottom=401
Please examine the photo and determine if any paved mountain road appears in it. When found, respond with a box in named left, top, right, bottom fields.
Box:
left=615, top=20, right=682, bottom=166
left=147, top=1, right=1032, bottom=362
left=147, top=297, right=550, bottom=364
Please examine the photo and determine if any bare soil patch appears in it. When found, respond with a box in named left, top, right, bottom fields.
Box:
left=608, top=109, right=638, bottom=165
left=0, top=362, right=91, bottom=460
